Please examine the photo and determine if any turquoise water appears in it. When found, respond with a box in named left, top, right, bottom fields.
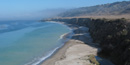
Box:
left=0, top=21, right=71, bottom=65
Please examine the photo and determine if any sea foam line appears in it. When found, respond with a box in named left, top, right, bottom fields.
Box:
left=32, top=46, right=61, bottom=65
left=25, top=32, right=73, bottom=65
left=25, top=22, right=74, bottom=65
left=32, top=32, right=73, bottom=65
left=24, top=46, right=61, bottom=65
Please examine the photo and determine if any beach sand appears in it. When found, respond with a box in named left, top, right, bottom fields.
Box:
left=41, top=22, right=100, bottom=65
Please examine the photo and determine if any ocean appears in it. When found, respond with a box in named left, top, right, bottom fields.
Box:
left=0, top=21, right=72, bottom=65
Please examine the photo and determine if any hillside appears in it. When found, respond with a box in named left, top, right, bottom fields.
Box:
left=59, top=1, right=130, bottom=17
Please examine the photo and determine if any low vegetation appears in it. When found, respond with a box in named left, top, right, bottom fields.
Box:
left=88, top=18, right=130, bottom=65
left=88, top=55, right=100, bottom=65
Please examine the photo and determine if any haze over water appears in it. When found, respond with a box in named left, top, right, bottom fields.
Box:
left=0, top=0, right=128, bottom=21
left=0, top=21, right=71, bottom=65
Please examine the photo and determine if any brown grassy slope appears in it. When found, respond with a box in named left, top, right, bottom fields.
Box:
left=58, top=1, right=130, bottom=19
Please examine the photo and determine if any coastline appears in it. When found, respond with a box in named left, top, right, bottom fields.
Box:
left=42, top=17, right=130, bottom=65
left=41, top=21, right=100, bottom=65
left=30, top=22, right=74, bottom=65
left=40, top=40, right=82, bottom=65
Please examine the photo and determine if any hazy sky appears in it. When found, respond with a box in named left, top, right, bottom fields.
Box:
left=0, top=0, right=129, bottom=20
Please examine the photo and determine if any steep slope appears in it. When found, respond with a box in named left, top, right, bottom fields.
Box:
left=59, top=1, right=130, bottom=17
left=121, top=8, right=130, bottom=14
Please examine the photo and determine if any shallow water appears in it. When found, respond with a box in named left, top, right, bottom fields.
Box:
left=95, top=56, right=115, bottom=65
left=0, top=21, right=71, bottom=65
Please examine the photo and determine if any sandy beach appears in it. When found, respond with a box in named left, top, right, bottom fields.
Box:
left=41, top=22, right=100, bottom=65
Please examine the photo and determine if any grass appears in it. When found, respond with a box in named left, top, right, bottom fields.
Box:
left=88, top=55, right=100, bottom=65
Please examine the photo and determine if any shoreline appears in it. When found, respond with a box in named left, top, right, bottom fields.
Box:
left=41, top=21, right=100, bottom=65
left=30, top=22, right=74, bottom=65
left=23, top=22, right=73, bottom=65
left=42, top=17, right=130, bottom=65
left=40, top=22, right=78, bottom=65
left=40, top=40, right=82, bottom=65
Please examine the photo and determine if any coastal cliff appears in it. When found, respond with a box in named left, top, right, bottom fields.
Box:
left=43, top=18, right=130, bottom=65
left=88, top=18, right=130, bottom=65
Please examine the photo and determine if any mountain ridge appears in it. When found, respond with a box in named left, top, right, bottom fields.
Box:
left=59, top=1, right=130, bottom=17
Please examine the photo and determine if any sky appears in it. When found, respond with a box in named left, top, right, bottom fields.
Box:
left=0, top=0, right=129, bottom=20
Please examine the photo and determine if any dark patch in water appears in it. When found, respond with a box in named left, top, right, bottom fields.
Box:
left=95, top=56, right=114, bottom=65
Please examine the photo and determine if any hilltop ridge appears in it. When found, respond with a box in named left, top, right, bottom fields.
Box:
left=59, top=1, right=130, bottom=18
